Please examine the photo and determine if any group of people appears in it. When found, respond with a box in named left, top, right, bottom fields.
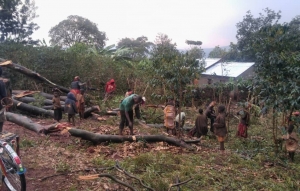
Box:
left=52, top=76, right=85, bottom=125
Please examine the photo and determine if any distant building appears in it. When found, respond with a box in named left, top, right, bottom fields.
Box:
left=198, top=58, right=255, bottom=85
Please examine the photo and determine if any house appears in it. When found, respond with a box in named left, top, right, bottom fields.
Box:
left=198, top=58, right=255, bottom=85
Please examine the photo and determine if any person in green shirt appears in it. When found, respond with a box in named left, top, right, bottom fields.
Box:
left=119, top=94, right=143, bottom=135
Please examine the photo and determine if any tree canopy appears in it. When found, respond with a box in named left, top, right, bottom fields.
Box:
left=117, top=36, right=153, bottom=61
left=236, top=8, right=281, bottom=61
left=0, top=0, right=39, bottom=45
left=49, top=15, right=107, bottom=48
left=208, top=46, right=227, bottom=58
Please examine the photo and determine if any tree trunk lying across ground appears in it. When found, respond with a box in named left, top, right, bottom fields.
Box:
left=13, top=99, right=54, bottom=117
left=5, top=112, right=56, bottom=133
left=12, top=90, right=67, bottom=101
left=14, top=96, right=65, bottom=106
left=83, top=106, right=101, bottom=118
left=67, top=128, right=194, bottom=150
left=0, top=59, right=69, bottom=93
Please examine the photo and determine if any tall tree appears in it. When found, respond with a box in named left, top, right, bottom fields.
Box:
left=208, top=45, right=227, bottom=58
left=117, top=36, right=153, bottom=61
left=49, top=15, right=107, bottom=48
left=236, top=8, right=281, bottom=61
left=0, top=0, right=39, bottom=45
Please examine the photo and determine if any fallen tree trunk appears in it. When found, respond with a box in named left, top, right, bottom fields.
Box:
left=13, top=99, right=54, bottom=117
left=14, top=96, right=65, bottom=106
left=0, top=59, right=69, bottom=93
left=83, top=106, right=100, bottom=118
left=12, top=90, right=67, bottom=101
left=5, top=112, right=56, bottom=133
left=42, top=105, right=65, bottom=110
left=67, top=128, right=194, bottom=150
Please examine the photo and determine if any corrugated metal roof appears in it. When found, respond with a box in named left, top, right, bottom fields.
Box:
left=197, top=58, right=221, bottom=69
left=202, top=62, right=255, bottom=77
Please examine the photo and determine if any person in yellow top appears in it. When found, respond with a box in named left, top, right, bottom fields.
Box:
left=164, top=98, right=176, bottom=135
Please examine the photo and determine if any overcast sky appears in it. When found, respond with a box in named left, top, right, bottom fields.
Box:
left=32, top=0, right=300, bottom=49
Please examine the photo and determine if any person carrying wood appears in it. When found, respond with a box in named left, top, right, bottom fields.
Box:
left=52, top=88, right=62, bottom=122
left=64, top=92, right=78, bottom=126
left=119, top=94, right=143, bottom=135
left=0, top=67, right=7, bottom=132
left=213, top=105, right=227, bottom=151
left=236, top=103, right=250, bottom=138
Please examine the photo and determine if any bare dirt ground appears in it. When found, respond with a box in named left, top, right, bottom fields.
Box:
left=3, top=115, right=198, bottom=191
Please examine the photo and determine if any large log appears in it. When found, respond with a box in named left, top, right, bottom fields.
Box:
left=14, top=96, right=64, bottom=106
left=67, top=128, right=194, bottom=150
left=5, top=112, right=56, bottom=133
left=13, top=99, right=54, bottom=117
left=12, top=90, right=67, bottom=101
left=83, top=106, right=100, bottom=118
left=0, top=59, right=69, bottom=93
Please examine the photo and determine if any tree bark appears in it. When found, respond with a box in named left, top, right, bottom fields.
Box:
left=67, top=128, right=194, bottom=150
left=5, top=112, right=56, bottom=133
left=12, top=90, right=67, bottom=101
left=13, top=99, right=54, bottom=117
left=14, top=96, right=64, bottom=106
left=83, top=106, right=101, bottom=118
left=0, top=59, right=69, bottom=93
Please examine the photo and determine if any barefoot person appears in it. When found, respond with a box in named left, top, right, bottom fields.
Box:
left=213, top=105, right=227, bottom=151
left=119, top=94, right=143, bottom=135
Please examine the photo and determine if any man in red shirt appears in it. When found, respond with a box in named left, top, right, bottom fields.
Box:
left=103, top=79, right=116, bottom=101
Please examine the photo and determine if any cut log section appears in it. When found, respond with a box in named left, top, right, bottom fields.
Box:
left=14, top=96, right=65, bottom=106
left=13, top=99, right=54, bottom=117
left=67, top=128, right=195, bottom=150
left=83, top=106, right=101, bottom=118
left=12, top=90, right=67, bottom=101
left=5, top=112, right=56, bottom=133
left=0, top=59, right=69, bottom=93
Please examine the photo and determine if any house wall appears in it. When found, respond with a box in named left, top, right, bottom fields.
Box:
left=198, top=74, right=231, bottom=86
left=236, top=65, right=255, bottom=79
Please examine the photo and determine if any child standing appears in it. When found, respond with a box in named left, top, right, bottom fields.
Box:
left=64, top=92, right=77, bottom=126
left=195, top=108, right=208, bottom=138
left=76, top=89, right=85, bottom=120
left=213, top=105, right=227, bottom=151
left=52, top=89, right=62, bottom=122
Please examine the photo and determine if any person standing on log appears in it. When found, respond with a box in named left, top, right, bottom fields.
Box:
left=52, top=88, right=62, bottom=122
left=213, top=105, right=227, bottom=151
left=70, top=76, right=85, bottom=96
left=76, top=89, right=85, bottom=120
left=64, top=92, right=78, bottom=126
left=0, top=67, right=7, bottom=132
left=205, top=101, right=216, bottom=133
left=119, top=94, right=143, bottom=135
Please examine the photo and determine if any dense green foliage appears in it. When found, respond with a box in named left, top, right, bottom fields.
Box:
left=0, top=0, right=39, bottom=45
left=208, top=45, right=227, bottom=58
